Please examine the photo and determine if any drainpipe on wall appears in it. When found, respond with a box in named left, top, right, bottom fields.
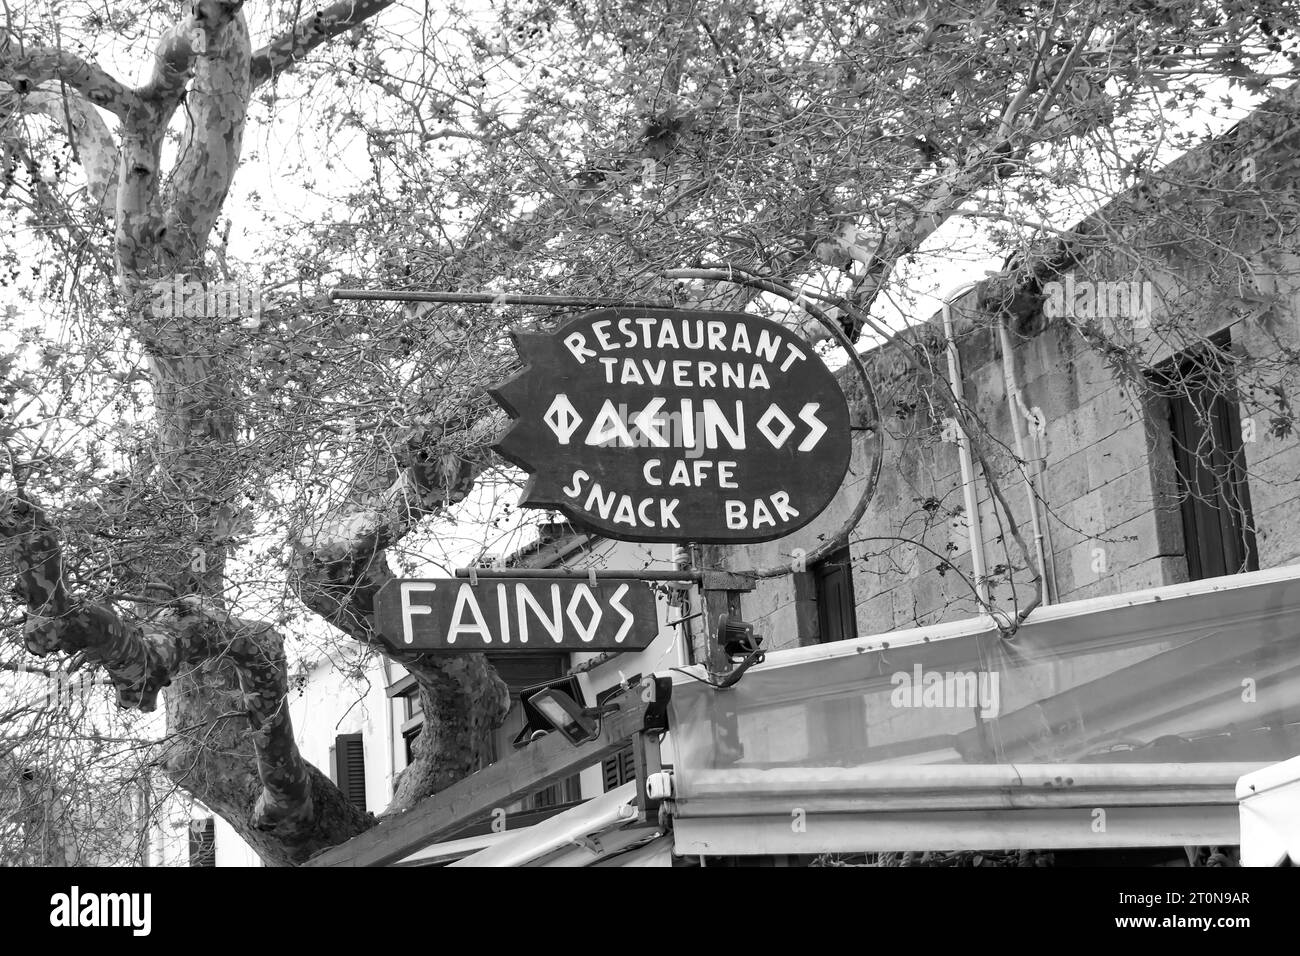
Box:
left=997, top=316, right=1058, bottom=607
left=940, top=286, right=990, bottom=605
left=381, top=657, right=397, bottom=796
left=674, top=544, right=699, bottom=667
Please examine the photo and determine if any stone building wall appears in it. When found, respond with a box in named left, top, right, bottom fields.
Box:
left=713, top=89, right=1300, bottom=658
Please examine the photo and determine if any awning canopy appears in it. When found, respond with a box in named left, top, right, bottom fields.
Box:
left=668, top=565, right=1300, bottom=855
left=449, top=782, right=669, bottom=867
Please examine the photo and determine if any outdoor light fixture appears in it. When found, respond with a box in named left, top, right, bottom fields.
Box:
left=526, top=687, right=600, bottom=746
left=513, top=675, right=590, bottom=747
left=716, top=614, right=762, bottom=659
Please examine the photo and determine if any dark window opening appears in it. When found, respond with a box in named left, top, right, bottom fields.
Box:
left=815, top=546, right=858, bottom=643
left=1150, top=333, right=1258, bottom=580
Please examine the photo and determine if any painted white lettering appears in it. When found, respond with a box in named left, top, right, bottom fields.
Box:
left=755, top=330, right=781, bottom=363
left=400, top=582, right=436, bottom=644
left=797, top=403, right=827, bottom=451
left=543, top=394, right=582, bottom=444
left=618, top=317, right=638, bottom=346
left=562, top=470, right=589, bottom=499
left=586, top=399, right=635, bottom=446
left=446, top=584, right=491, bottom=645
left=516, top=583, right=563, bottom=643
left=564, top=332, right=596, bottom=363
left=613, top=496, right=637, bottom=525
left=731, top=324, right=751, bottom=353
left=631, top=397, right=669, bottom=447
left=584, top=482, right=617, bottom=519
left=592, top=320, right=615, bottom=350
left=566, top=585, right=602, bottom=642
left=660, top=498, right=680, bottom=527
left=609, top=583, right=634, bottom=643
left=706, top=321, right=727, bottom=351
left=496, top=583, right=511, bottom=643
left=780, top=343, right=807, bottom=372
left=702, top=399, right=745, bottom=450
left=681, top=320, right=705, bottom=349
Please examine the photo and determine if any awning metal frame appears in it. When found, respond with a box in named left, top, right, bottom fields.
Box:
left=305, top=679, right=668, bottom=867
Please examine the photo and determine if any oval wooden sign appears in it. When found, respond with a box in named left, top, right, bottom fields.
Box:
left=489, top=307, right=851, bottom=543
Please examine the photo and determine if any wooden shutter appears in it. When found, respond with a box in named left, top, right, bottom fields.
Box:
left=334, top=733, right=367, bottom=811
left=1160, top=335, right=1258, bottom=581
left=188, top=818, right=215, bottom=867
left=815, top=546, right=858, bottom=643
left=485, top=651, right=569, bottom=699
left=489, top=653, right=580, bottom=804
left=601, top=744, right=637, bottom=791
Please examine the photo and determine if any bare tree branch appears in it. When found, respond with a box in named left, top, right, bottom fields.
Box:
left=250, top=0, right=396, bottom=88
left=0, top=27, right=137, bottom=117
left=2, top=86, right=120, bottom=216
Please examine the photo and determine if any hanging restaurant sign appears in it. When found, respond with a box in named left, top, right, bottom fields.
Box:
left=488, top=308, right=852, bottom=543
left=374, top=577, right=660, bottom=652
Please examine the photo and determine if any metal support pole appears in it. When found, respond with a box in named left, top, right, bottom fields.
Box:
left=453, top=567, right=701, bottom=583
left=330, top=289, right=677, bottom=309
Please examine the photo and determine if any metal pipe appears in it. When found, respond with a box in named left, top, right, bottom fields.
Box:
left=453, top=567, right=701, bottom=582
left=940, top=288, right=989, bottom=603
left=330, top=289, right=677, bottom=309
left=997, top=317, right=1056, bottom=607
left=661, top=269, right=884, bottom=580
left=679, top=761, right=1264, bottom=793
left=673, top=545, right=698, bottom=667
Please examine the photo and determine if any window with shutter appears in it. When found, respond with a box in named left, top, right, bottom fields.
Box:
left=814, top=546, right=858, bottom=643
left=485, top=652, right=580, bottom=806
left=333, top=733, right=367, bottom=811
left=810, top=546, right=867, bottom=757
left=1151, top=333, right=1258, bottom=581
left=188, top=818, right=215, bottom=867
left=485, top=651, right=569, bottom=699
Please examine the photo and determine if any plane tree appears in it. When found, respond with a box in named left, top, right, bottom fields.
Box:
left=2, top=0, right=1298, bottom=864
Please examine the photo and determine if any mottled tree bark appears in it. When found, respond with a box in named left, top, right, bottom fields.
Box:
left=2, top=0, right=505, bottom=865
left=289, top=436, right=510, bottom=813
